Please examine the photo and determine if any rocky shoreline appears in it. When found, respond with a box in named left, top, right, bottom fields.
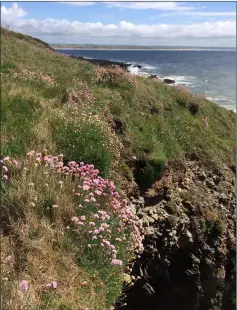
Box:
left=70, top=55, right=176, bottom=84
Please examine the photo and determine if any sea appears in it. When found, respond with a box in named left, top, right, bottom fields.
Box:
left=58, top=49, right=236, bottom=112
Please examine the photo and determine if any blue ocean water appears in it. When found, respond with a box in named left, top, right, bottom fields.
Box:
left=58, top=49, right=236, bottom=111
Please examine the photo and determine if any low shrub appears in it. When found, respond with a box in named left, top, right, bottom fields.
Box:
left=93, top=65, right=137, bottom=88
left=13, top=69, right=57, bottom=86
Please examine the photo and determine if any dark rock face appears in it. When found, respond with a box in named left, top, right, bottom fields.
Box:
left=70, top=56, right=142, bottom=71
left=163, top=78, right=175, bottom=84
left=188, top=103, right=199, bottom=115
left=113, top=117, right=126, bottom=134
left=149, top=74, right=160, bottom=80
left=117, top=161, right=236, bottom=310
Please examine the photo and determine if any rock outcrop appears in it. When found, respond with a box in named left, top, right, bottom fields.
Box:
left=163, top=78, right=176, bottom=84
left=117, top=158, right=236, bottom=310
left=70, top=56, right=142, bottom=71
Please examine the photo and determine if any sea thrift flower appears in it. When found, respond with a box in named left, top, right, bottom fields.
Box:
left=52, top=281, right=57, bottom=289
left=2, top=166, right=8, bottom=173
left=20, top=280, right=29, bottom=292
left=111, top=259, right=123, bottom=266
left=83, top=185, right=90, bottom=191
left=71, top=217, right=79, bottom=223
left=5, top=255, right=13, bottom=264
left=81, top=281, right=88, bottom=287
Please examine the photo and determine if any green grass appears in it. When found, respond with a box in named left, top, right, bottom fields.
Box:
left=1, top=94, right=42, bottom=157
left=51, top=109, right=116, bottom=178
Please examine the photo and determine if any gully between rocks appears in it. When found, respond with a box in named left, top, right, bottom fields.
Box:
left=116, top=158, right=236, bottom=310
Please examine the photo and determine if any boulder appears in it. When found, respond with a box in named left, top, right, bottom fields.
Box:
left=163, top=78, right=175, bottom=84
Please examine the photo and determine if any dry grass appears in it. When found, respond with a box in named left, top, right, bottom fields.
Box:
left=2, top=229, right=106, bottom=310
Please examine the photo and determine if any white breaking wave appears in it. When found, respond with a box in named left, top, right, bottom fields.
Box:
left=223, top=105, right=236, bottom=112
left=205, top=97, right=236, bottom=112
left=127, top=64, right=140, bottom=75
left=127, top=64, right=150, bottom=77
left=83, top=56, right=93, bottom=60
left=206, top=96, right=232, bottom=102
left=141, top=65, right=157, bottom=70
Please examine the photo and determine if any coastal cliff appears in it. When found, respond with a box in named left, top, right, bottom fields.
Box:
left=1, top=28, right=236, bottom=310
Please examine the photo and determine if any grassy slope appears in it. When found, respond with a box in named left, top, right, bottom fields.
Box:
left=1, top=28, right=236, bottom=309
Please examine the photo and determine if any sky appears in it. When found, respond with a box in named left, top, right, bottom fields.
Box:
left=1, top=1, right=236, bottom=47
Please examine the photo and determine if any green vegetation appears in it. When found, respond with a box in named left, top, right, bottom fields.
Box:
left=1, top=27, right=236, bottom=310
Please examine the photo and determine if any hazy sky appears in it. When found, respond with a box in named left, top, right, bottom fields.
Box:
left=1, top=1, right=236, bottom=47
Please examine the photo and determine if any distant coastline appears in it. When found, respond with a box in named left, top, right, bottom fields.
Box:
left=54, top=47, right=208, bottom=51
left=51, top=45, right=236, bottom=51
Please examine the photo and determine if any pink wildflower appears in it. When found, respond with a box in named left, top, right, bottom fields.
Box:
left=5, top=255, right=13, bottom=264
left=95, top=190, right=102, bottom=196
left=81, top=281, right=88, bottom=287
left=20, top=280, right=29, bottom=292
left=12, top=160, right=18, bottom=166
left=52, top=281, right=57, bottom=289
left=2, top=166, right=8, bottom=172
left=83, top=185, right=90, bottom=191
left=71, top=216, right=79, bottom=223
left=111, top=259, right=123, bottom=266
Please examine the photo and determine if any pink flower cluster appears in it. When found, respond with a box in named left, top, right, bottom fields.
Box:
left=2, top=151, right=144, bottom=266
left=19, top=279, right=58, bottom=292
left=71, top=78, right=94, bottom=105
left=177, top=84, right=191, bottom=94
left=93, top=65, right=137, bottom=87
left=13, top=69, right=57, bottom=86
left=1, top=156, right=19, bottom=181
left=46, top=281, right=57, bottom=289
